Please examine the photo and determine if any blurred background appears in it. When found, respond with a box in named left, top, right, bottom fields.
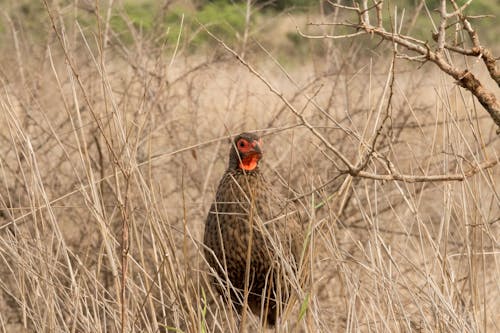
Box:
left=0, top=1, right=499, bottom=332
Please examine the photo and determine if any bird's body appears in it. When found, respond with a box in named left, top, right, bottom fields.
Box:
left=203, top=132, right=303, bottom=326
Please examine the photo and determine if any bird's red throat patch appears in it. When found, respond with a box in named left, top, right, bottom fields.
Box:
left=239, top=154, right=260, bottom=171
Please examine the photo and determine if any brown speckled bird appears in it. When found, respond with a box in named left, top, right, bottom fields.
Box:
left=203, top=132, right=304, bottom=327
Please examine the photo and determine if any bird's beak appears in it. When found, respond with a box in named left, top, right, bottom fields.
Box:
left=251, top=141, right=262, bottom=156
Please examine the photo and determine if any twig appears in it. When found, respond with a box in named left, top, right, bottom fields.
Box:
left=200, top=24, right=355, bottom=171
left=352, top=159, right=497, bottom=183
left=299, top=2, right=500, bottom=133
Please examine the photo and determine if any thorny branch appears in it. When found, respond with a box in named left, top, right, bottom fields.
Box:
left=301, top=0, right=500, bottom=133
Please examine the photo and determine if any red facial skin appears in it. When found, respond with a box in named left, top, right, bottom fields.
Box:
left=236, top=138, right=262, bottom=171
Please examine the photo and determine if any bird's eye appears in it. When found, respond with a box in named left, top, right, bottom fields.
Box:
left=238, top=140, right=246, bottom=148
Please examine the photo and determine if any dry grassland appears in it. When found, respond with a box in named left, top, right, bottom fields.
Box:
left=0, top=4, right=499, bottom=333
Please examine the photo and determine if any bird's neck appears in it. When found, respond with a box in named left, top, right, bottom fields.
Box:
left=232, top=166, right=260, bottom=175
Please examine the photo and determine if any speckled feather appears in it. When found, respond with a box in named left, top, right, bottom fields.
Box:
left=203, top=133, right=304, bottom=326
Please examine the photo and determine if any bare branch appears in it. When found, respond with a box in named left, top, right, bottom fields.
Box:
left=298, top=28, right=365, bottom=40
left=301, top=1, right=500, bottom=132
left=375, top=1, right=383, bottom=28
left=396, top=54, right=427, bottom=62
left=361, top=0, right=370, bottom=26
left=326, top=1, right=360, bottom=12
left=353, top=159, right=498, bottom=183
left=446, top=0, right=474, bottom=18
left=448, top=0, right=500, bottom=86
left=201, top=25, right=355, bottom=171
left=478, top=47, right=500, bottom=87
left=201, top=24, right=500, bottom=188
left=436, top=0, right=447, bottom=53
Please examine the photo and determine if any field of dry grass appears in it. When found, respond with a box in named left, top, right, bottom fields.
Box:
left=0, top=2, right=499, bottom=332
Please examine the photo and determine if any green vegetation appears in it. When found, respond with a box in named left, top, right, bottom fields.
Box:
left=1, top=0, right=497, bottom=54
left=105, top=1, right=250, bottom=49
left=170, top=1, right=250, bottom=48
left=110, top=1, right=157, bottom=33
left=105, top=0, right=500, bottom=54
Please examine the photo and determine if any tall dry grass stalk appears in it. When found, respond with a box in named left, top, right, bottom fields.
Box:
left=0, top=1, right=498, bottom=332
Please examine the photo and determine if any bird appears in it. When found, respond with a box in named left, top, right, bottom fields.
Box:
left=203, top=132, right=304, bottom=327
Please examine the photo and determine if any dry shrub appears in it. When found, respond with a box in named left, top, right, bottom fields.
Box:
left=0, top=2, right=498, bottom=332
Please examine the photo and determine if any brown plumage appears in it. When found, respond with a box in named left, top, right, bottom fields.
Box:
left=203, top=132, right=304, bottom=326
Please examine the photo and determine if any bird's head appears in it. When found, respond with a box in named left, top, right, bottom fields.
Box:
left=228, top=132, right=263, bottom=172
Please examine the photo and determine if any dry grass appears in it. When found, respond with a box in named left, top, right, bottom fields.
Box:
left=0, top=2, right=499, bottom=333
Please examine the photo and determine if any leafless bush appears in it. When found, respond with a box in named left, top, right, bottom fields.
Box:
left=300, top=0, right=500, bottom=133
left=0, top=1, right=498, bottom=332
